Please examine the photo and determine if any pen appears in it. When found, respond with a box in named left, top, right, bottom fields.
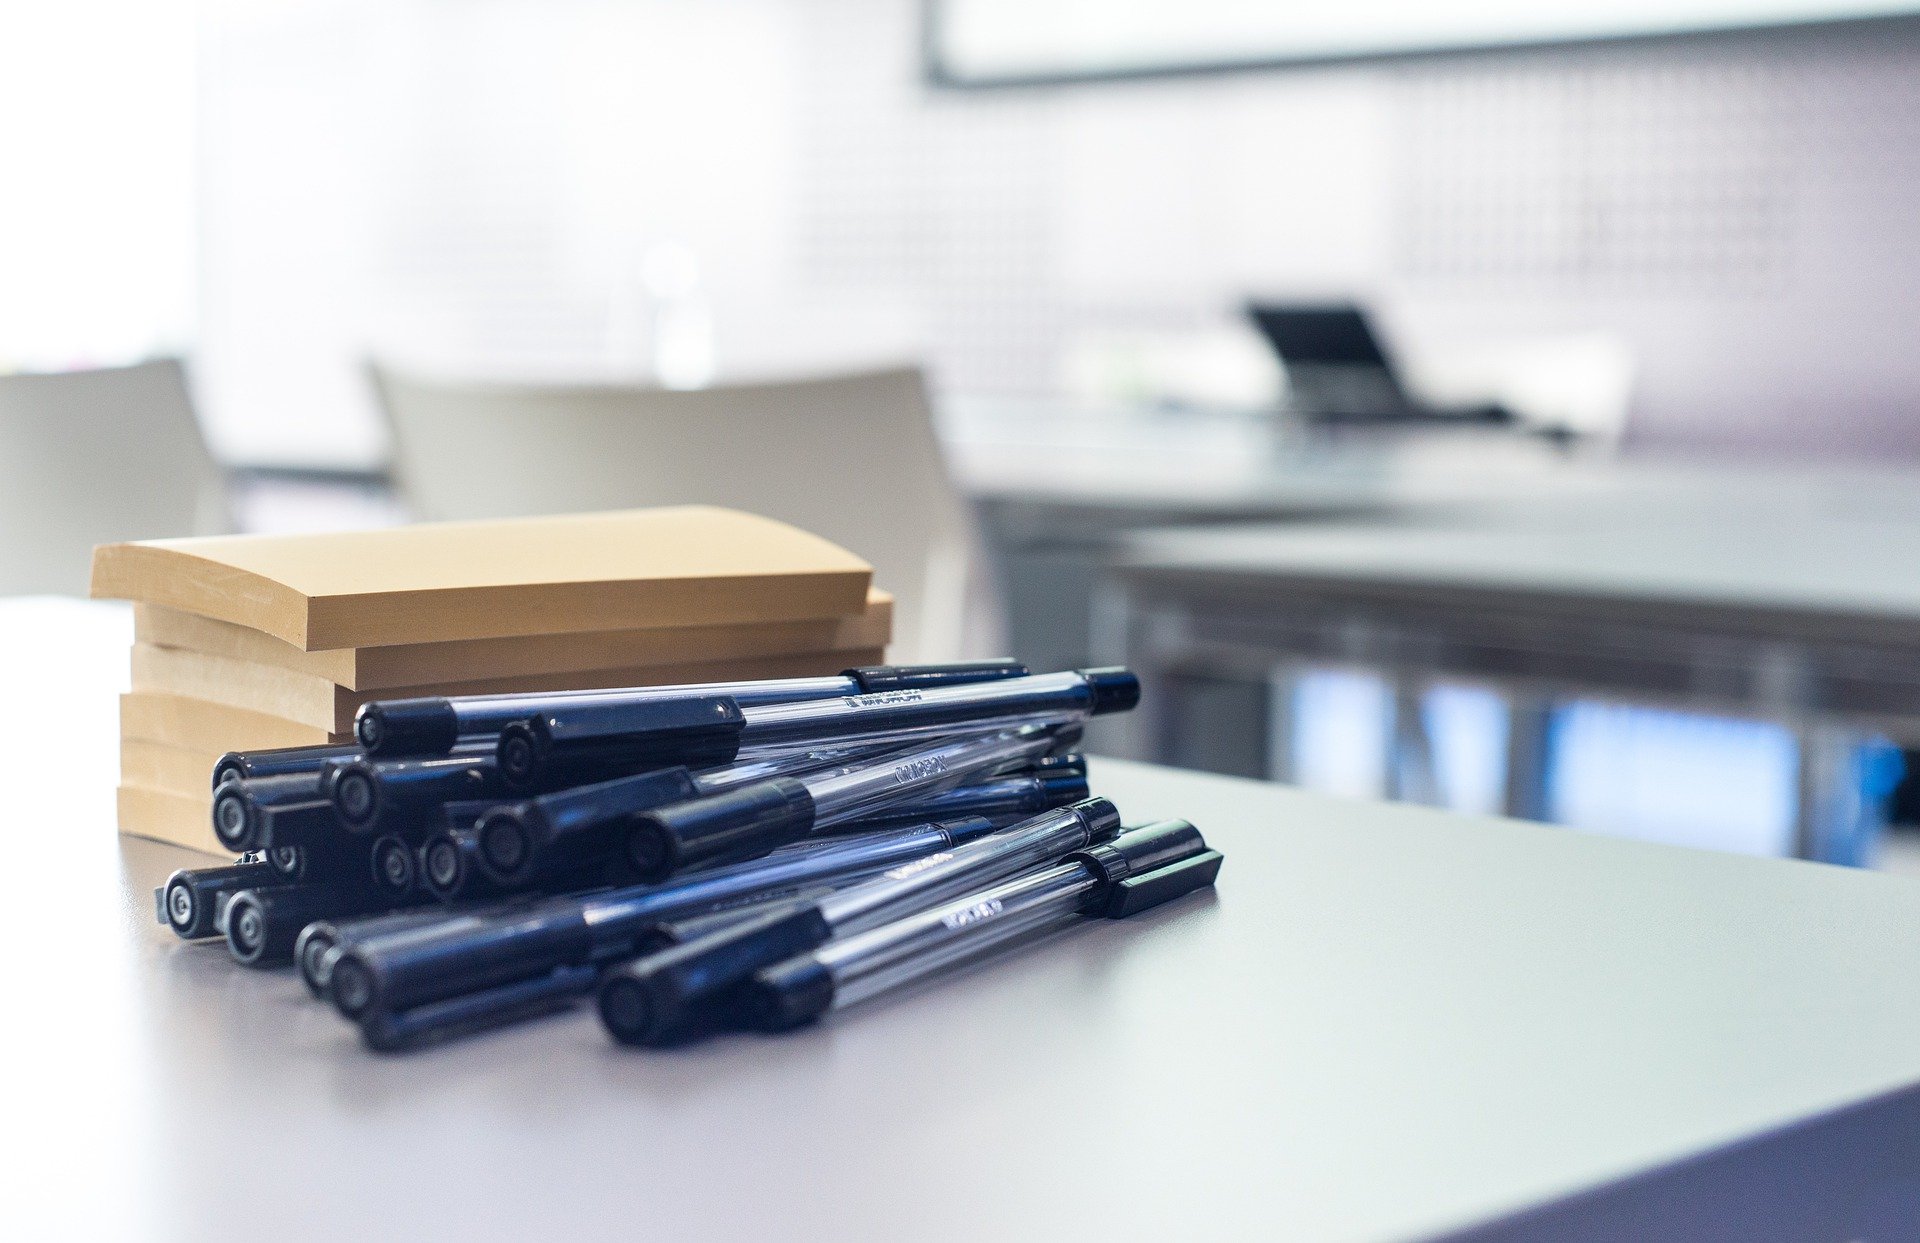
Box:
left=738, top=820, right=1224, bottom=1032
left=223, top=883, right=423, bottom=967
left=324, top=816, right=1003, bottom=1021
left=832, top=769, right=1089, bottom=829
left=157, top=861, right=277, bottom=940
left=469, top=743, right=898, bottom=888
left=212, top=742, right=363, bottom=790
left=211, top=771, right=340, bottom=853
left=476, top=761, right=1085, bottom=893
left=595, top=795, right=1121, bottom=1045
left=328, top=753, right=511, bottom=835
left=295, top=905, right=463, bottom=998
left=354, top=660, right=1032, bottom=757
left=619, top=725, right=1069, bottom=881
left=362, top=803, right=495, bottom=899
left=495, top=667, right=1138, bottom=791
left=354, top=887, right=851, bottom=1052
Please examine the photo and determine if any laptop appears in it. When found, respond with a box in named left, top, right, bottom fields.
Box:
left=1247, top=302, right=1511, bottom=426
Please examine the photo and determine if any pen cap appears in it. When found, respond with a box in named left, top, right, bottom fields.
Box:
left=330, top=754, right=504, bottom=831
left=158, top=862, right=277, bottom=940
left=254, top=798, right=345, bottom=852
left=480, top=767, right=702, bottom=881
left=1038, top=772, right=1091, bottom=805
left=598, top=899, right=835, bottom=1046
left=845, top=660, right=1030, bottom=693
left=741, top=954, right=835, bottom=1032
left=225, top=883, right=400, bottom=967
left=370, top=835, right=419, bottom=894
left=622, top=777, right=817, bottom=881
left=212, top=771, right=333, bottom=851
left=1068, top=820, right=1223, bottom=918
left=213, top=742, right=363, bottom=791
left=496, top=696, right=745, bottom=790
left=355, top=697, right=459, bottom=756
left=1078, top=667, right=1142, bottom=716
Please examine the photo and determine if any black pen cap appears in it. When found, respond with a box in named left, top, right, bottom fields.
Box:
left=479, top=767, right=701, bottom=883
left=1039, top=772, right=1091, bottom=806
left=211, top=772, right=332, bottom=852
left=844, top=660, right=1029, bottom=693
left=158, top=862, right=277, bottom=940
left=213, top=742, right=362, bottom=791
left=330, top=754, right=505, bottom=831
left=1078, top=667, right=1142, bottom=716
left=622, top=777, right=816, bottom=882
left=371, top=834, right=419, bottom=894
left=598, top=898, right=834, bottom=1046
left=355, top=697, right=459, bottom=756
left=225, top=884, right=401, bottom=967
left=1068, top=820, right=1223, bottom=918
left=740, top=954, right=835, bottom=1032
left=495, top=695, right=745, bottom=790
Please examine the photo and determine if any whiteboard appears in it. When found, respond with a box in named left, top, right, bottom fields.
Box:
left=930, top=1, right=1920, bottom=84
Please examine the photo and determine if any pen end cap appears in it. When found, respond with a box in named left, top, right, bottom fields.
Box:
left=1101, top=849, right=1223, bottom=918
left=1080, top=668, right=1141, bottom=716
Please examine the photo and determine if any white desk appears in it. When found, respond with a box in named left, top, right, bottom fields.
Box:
left=6, top=597, right=1920, bottom=1240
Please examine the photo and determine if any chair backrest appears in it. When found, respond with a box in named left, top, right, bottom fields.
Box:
left=0, top=358, right=227, bottom=596
left=370, top=363, right=990, bottom=661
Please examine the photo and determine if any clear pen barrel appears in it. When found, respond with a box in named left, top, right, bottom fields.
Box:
left=737, top=671, right=1098, bottom=749
left=801, top=728, right=1059, bottom=830
left=817, top=799, right=1097, bottom=933
left=449, top=675, right=857, bottom=734
left=819, top=861, right=1096, bottom=1010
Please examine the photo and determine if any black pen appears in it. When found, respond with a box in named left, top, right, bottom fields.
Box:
left=619, top=725, right=1069, bottom=881
left=212, top=742, right=363, bottom=790
left=495, top=667, right=1137, bottom=791
left=223, top=883, right=424, bottom=967
left=156, top=861, right=277, bottom=940
left=469, top=743, right=897, bottom=888
left=295, top=905, right=462, bottom=998
left=355, top=887, right=851, bottom=1052
left=595, top=795, right=1121, bottom=1045
left=363, top=799, right=494, bottom=897
left=324, top=816, right=1003, bottom=1021
left=475, top=760, right=1083, bottom=893
left=210, top=771, right=340, bottom=853
left=328, top=753, right=511, bottom=835
left=834, top=769, right=1089, bottom=830
left=739, top=820, right=1224, bottom=1032
left=354, top=660, right=1031, bottom=757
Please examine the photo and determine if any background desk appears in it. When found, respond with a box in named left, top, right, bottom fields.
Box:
left=7, top=598, right=1920, bottom=1241
left=1109, top=466, right=1920, bottom=864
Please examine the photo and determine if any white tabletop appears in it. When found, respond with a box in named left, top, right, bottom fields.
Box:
left=8, top=598, right=1920, bottom=1241
left=1118, top=464, right=1920, bottom=643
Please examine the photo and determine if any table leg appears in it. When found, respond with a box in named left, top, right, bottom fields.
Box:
left=1504, top=693, right=1555, bottom=824
left=1387, top=679, right=1441, bottom=806
left=1796, top=725, right=1890, bottom=867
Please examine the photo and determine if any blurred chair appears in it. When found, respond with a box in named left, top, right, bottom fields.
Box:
left=369, top=363, right=995, bottom=662
left=0, top=358, right=228, bottom=596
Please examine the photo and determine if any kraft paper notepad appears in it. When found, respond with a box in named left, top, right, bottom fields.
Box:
left=92, top=506, right=872, bottom=649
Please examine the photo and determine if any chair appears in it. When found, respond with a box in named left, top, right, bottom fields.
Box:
left=369, top=363, right=995, bottom=662
left=0, top=358, right=228, bottom=596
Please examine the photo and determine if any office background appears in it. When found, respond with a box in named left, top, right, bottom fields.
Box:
left=9, top=0, right=1920, bottom=869
left=14, top=0, right=1920, bottom=466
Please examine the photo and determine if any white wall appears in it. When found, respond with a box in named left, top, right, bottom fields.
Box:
left=183, top=0, right=1920, bottom=465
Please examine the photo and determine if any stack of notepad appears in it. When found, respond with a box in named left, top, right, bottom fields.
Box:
left=91, top=506, right=885, bottom=855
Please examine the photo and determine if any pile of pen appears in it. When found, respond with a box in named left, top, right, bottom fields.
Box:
left=156, top=660, right=1224, bottom=1051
